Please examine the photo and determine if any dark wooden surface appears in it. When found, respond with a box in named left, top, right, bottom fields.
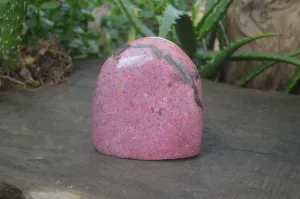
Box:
left=0, top=59, right=299, bottom=199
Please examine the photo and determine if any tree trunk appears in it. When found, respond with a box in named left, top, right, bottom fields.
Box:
left=221, top=0, right=300, bottom=94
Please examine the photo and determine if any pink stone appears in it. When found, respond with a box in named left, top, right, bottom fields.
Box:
left=92, top=37, right=203, bottom=160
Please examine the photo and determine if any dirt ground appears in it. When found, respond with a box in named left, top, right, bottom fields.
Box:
left=0, top=59, right=299, bottom=199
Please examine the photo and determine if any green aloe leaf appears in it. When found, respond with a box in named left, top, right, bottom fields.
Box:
left=114, top=0, right=155, bottom=37
left=195, top=0, right=219, bottom=31
left=201, top=0, right=218, bottom=50
left=214, top=20, right=229, bottom=82
left=284, top=69, right=300, bottom=94
left=196, top=49, right=300, bottom=94
left=195, top=50, right=300, bottom=71
left=217, top=20, right=229, bottom=50
left=204, top=28, right=217, bottom=51
left=158, top=4, right=183, bottom=38
left=236, top=50, right=300, bottom=87
left=198, top=33, right=280, bottom=78
left=192, top=0, right=203, bottom=24
left=173, top=0, right=187, bottom=11
left=155, top=0, right=172, bottom=14
left=195, top=0, right=233, bottom=41
left=175, top=14, right=197, bottom=57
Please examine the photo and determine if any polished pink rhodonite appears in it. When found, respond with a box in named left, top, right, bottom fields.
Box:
left=92, top=37, right=203, bottom=160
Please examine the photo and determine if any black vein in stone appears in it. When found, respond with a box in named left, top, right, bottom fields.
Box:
left=113, top=44, right=131, bottom=59
left=126, top=44, right=203, bottom=109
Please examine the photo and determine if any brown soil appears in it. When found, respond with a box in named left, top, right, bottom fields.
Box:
left=0, top=38, right=72, bottom=91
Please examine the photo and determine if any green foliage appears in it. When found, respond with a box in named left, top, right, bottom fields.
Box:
left=236, top=50, right=300, bottom=88
left=216, top=20, right=228, bottom=50
left=175, top=14, right=197, bottom=57
left=114, top=0, right=155, bottom=37
left=199, top=33, right=280, bottom=78
left=285, top=69, right=300, bottom=94
left=24, top=0, right=102, bottom=58
left=100, top=6, right=132, bottom=54
left=192, top=0, right=203, bottom=23
left=1, top=0, right=299, bottom=93
left=0, top=0, right=133, bottom=67
left=195, top=0, right=232, bottom=42
left=195, top=50, right=300, bottom=69
left=158, top=4, right=183, bottom=38
left=114, top=0, right=300, bottom=94
left=156, top=0, right=172, bottom=13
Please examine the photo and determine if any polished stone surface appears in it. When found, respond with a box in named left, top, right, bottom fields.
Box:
left=92, top=37, right=203, bottom=160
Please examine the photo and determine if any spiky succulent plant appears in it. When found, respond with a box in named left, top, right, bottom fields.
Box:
left=0, top=0, right=28, bottom=70
left=114, top=0, right=300, bottom=94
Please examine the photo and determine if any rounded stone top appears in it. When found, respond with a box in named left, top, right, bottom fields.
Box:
left=92, top=37, right=203, bottom=160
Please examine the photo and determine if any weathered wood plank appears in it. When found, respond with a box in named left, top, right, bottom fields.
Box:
left=0, top=59, right=299, bottom=199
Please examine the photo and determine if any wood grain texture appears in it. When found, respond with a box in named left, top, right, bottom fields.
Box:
left=223, top=0, right=300, bottom=93
left=0, top=59, right=299, bottom=199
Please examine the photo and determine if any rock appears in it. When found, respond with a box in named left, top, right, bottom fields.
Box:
left=92, top=37, right=203, bottom=160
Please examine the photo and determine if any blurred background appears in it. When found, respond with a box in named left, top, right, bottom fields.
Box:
left=0, top=0, right=299, bottom=94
